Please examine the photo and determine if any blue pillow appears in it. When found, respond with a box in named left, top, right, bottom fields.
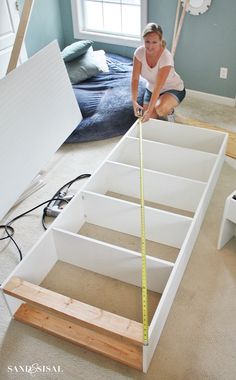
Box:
left=65, top=49, right=99, bottom=84
left=62, top=40, right=93, bottom=62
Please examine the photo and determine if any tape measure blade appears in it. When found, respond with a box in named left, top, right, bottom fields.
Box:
left=139, top=117, right=149, bottom=345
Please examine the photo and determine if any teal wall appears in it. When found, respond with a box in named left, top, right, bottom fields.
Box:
left=19, top=0, right=64, bottom=56
left=59, top=0, right=236, bottom=99
left=150, top=0, right=236, bottom=99
left=20, top=0, right=236, bottom=98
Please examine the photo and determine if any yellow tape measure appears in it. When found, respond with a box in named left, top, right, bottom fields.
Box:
left=138, top=111, right=149, bottom=345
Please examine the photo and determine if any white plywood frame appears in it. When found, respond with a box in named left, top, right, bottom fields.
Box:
left=0, top=40, right=82, bottom=220
left=1, top=116, right=227, bottom=372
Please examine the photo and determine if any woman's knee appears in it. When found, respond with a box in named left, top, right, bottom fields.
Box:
left=155, top=103, right=170, bottom=117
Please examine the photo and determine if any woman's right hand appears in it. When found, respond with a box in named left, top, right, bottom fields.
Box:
left=133, top=101, right=143, bottom=117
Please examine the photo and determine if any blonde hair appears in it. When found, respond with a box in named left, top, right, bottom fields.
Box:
left=142, top=23, right=166, bottom=48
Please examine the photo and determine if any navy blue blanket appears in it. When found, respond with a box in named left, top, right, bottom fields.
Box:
left=65, top=53, right=146, bottom=143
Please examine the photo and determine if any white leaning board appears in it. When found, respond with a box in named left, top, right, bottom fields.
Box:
left=1, top=102, right=227, bottom=369
left=0, top=41, right=82, bottom=220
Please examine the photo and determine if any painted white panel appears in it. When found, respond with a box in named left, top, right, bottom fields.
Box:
left=218, top=191, right=236, bottom=249
left=86, top=161, right=206, bottom=212
left=144, top=143, right=226, bottom=372
left=127, top=119, right=227, bottom=154
left=226, top=196, right=236, bottom=224
left=53, top=228, right=174, bottom=293
left=0, top=41, right=82, bottom=220
left=52, top=193, right=85, bottom=233
left=1, top=230, right=57, bottom=315
left=109, top=137, right=217, bottom=182
left=218, top=219, right=236, bottom=249
left=84, top=168, right=109, bottom=194
left=83, top=191, right=192, bottom=248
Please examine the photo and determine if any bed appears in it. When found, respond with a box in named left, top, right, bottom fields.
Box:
left=65, top=53, right=146, bottom=143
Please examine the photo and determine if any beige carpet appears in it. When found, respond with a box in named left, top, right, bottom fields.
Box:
left=0, top=146, right=236, bottom=379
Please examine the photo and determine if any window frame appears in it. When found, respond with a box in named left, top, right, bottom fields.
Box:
left=71, top=0, right=147, bottom=48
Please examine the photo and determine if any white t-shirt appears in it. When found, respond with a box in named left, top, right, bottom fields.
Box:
left=134, top=46, right=184, bottom=92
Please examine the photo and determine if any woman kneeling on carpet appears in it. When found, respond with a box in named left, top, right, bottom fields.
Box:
left=132, top=22, right=186, bottom=123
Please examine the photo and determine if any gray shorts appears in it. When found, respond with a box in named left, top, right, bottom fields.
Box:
left=143, top=88, right=186, bottom=104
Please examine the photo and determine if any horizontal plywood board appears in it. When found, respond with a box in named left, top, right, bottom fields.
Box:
left=109, top=137, right=217, bottom=182
left=79, top=222, right=179, bottom=263
left=86, top=161, right=206, bottom=212
left=53, top=228, right=174, bottom=293
left=175, top=115, right=235, bottom=158
left=127, top=119, right=227, bottom=155
left=83, top=191, right=192, bottom=248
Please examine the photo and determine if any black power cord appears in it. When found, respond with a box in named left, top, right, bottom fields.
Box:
left=0, top=173, right=91, bottom=262
left=0, top=198, right=65, bottom=261
left=42, top=173, right=91, bottom=229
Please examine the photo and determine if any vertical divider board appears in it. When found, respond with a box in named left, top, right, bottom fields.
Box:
left=1, top=115, right=227, bottom=372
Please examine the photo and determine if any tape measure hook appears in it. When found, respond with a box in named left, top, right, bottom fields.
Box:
left=137, top=108, right=143, bottom=118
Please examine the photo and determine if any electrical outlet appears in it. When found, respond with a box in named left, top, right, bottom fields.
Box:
left=220, top=67, right=228, bottom=79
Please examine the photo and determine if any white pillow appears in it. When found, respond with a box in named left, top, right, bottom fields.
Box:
left=92, top=50, right=109, bottom=72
